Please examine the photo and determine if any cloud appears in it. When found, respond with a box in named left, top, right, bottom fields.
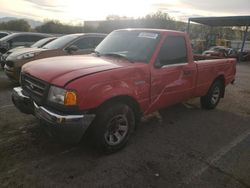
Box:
left=23, top=0, right=66, bottom=12
left=23, top=0, right=66, bottom=8
left=9, top=10, right=45, bottom=20
left=150, top=0, right=250, bottom=21
left=0, top=0, right=249, bottom=23
left=180, top=0, right=250, bottom=15
left=0, top=0, right=70, bottom=22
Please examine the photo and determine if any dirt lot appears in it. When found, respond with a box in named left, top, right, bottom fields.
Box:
left=0, top=63, right=250, bottom=188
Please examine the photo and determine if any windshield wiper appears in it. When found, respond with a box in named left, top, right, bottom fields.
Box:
left=101, top=52, right=134, bottom=63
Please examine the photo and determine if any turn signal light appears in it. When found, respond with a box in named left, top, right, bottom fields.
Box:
left=64, top=91, right=77, bottom=106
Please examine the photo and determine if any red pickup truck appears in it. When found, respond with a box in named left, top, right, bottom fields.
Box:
left=12, top=29, right=236, bottom=153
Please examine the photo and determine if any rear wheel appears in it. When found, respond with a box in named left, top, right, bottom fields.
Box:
left=90, top=102, right=135, bottom=153
left=200, top=80, right=223, bottom=110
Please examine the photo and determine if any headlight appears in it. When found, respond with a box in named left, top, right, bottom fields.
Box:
left=16, top=52, right=39, bottom=60
left=48, top=86, right=77, bottom=106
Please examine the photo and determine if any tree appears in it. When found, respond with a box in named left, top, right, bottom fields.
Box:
left=106, top=15, right=131, bottom=20
left=92, top=11, right=176, bottom=33
left=0, top=19, right=31, bottom=31
left=144, top=11, right=172, bottom=20
left=141, top=11, right=175, bottom=29
left=35, top=20, right=84, bottom=34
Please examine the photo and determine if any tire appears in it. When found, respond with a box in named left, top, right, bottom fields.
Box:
left=200, top=80, right=223, bottom=110
left=90, top=102, right=135, bottom=153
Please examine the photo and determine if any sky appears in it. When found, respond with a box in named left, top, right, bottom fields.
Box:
left=0, top=0, right=250, bottom=24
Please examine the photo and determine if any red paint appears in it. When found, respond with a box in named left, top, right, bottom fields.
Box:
left=22, top=29, right=236, bottom=114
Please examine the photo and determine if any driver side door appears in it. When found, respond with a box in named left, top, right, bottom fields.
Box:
left=148, top=35, right=197, bottom=113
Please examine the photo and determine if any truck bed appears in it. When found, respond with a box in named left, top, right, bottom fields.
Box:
left=194, top=58, right=236, bottom=97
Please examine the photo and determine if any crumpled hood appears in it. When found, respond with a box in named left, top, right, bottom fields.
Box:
left=22, top=55, right=128, bottom=87
left=8, top=47, right=47, bottom=57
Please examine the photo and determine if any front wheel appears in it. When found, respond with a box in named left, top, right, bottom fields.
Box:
left=200, top=80, right=223, bottom=110
left=90, top=103, right=135, bottom=153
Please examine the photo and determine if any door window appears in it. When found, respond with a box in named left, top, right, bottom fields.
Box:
left=72, top=37, right=103, bottom=50
left=12, top=35, right=44, bottom=43
left=156, top=36, right=187, bottom=67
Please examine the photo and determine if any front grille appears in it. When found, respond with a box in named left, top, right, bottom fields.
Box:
left=21, top=73, right=49, bottom=104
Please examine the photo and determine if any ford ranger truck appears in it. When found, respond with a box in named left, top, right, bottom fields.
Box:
left=12, top=29, right=236, bottom=153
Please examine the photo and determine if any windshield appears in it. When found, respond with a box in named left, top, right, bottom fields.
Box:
left=0, top=33, right=9, bottom=39
left=95, top=30, right=160, bottom=63
left=31, top=37, right=54, bottom=48
left=42, top=35, right=78, bottom=49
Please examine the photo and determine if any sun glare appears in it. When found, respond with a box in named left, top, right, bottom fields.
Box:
left=66, top=0, right=153, bottom=20
left=1, top=0, right=184, bottom=23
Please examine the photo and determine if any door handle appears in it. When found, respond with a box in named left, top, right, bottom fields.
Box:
left=183, top=70, right=192, bottom=76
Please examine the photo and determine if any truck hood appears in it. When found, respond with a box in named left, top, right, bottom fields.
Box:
left=22, top=55, right=129, bottom=86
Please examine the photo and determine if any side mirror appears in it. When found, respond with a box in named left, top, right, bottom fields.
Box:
left=66, top=45, right=78, bottom=54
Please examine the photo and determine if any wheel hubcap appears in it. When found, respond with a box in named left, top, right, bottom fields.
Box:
left=104, top=115, right=129, bottom=146
left=211, top=87, right=220, bottom=104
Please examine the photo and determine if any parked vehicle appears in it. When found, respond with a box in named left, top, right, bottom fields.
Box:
left=0, top=32, right=52, bottom=54
left=202, top=46, right=238, bottom=59
left=0, top=32, right=52, bottom=68
left=1, top=37, right=57, bottom=70
left=0, top=31, right=11, bottom=39
left=12, top=29, right=236, bottom=153
left=238, top=49, right=250, bottom=61
left=29, top=36, right=58, bottom=48
left=4, top=33, right=106, bottom=82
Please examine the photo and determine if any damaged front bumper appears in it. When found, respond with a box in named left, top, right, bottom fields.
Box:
left=12, top=87, right=95, bottom=143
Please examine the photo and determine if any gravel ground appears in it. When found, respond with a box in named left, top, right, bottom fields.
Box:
left=0, top=62, right=249, bottom=188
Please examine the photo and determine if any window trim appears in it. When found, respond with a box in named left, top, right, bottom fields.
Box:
left=161, top=62, right=188, bottom=69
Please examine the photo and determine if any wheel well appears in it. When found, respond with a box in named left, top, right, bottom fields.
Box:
left=214, top=75, right=225, bottom=97
left=95, top=96, right=141, bottom=125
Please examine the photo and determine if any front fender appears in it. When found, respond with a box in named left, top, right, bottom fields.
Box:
left=66, top=66, right=150, bottom=111
left=82, top=79, right=137, bottom=109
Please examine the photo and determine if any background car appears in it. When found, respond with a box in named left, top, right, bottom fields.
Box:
left=4, top=33, right=107, bottom=82
left=29, top=37, right=57, bottom=48
left=0, top=31, right=11, bottom=39
left=238, top=49, right=250, bottom=61
left=0, top=32, right=52, bottom=69
left=0, top=37, right=57, bottom=69
left=202, top=46, right=238, bottom=59
left=0, top=32, right=52, bottom=54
